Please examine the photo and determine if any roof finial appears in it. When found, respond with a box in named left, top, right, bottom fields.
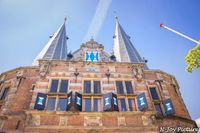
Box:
left=64, top=17, right=67, bottom=23
left=114, top=10, right=118, bottom=22
left=115, top=16, right=118, bottom=21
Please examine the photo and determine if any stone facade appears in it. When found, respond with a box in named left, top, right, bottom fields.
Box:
left=0, top=40, right=197, bottom=132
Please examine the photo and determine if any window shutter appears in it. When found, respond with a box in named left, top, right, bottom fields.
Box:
left=163, top=98, right=175, bottom=115
left=103, top=92, right=119, bottom=111
left=103, top=93, right=112, bottom=111
left=34, top=93, right=47, bottom=110
left=75, top=92, right=82, bottom=111
left=66, top=91, right=73, bottom=110
left=137, top=93, right=148, bottom=111
left=112, top=93, right=119, bottom=111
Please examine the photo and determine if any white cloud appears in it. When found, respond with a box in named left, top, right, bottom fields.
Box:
left=83, top=0, right=112, bottom=42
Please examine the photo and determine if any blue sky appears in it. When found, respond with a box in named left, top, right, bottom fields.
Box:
left=0, top=0, right=200, bottom=120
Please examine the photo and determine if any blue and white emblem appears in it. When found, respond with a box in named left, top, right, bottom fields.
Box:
left=113, top=97, right=117, bottom=105
left=86, top=51, right=99, bottom=62
left=104, top=97, right=110, bottom=106
left=68, top=96, right=71, bottom=105
left=166, top=103, right=172, bottom=111
left=37, top=97, right=44, bottom=105
left=76, top=96, right=81, bottom=106
left=139, top=97, right=145, bottom=106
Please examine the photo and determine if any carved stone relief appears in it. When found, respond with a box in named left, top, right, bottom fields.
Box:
left=84, top=116, right=102, bottom=126
left=118, top=116, right=126, bottom=126
left=59, top=116, right=68, bottom=126
left=132, top=65, right=143, bottom=81
left=26, top=115, right=40, bottom=126
left=39, top=64, right=49, bottom=77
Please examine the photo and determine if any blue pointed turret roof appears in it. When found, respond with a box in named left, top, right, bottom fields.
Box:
left=113, top=17, right=148, bottom=68
left=32, top=19, right=68, bottom=65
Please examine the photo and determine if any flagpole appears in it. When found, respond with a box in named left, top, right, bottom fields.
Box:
left=160, top=23, right=199, bottom=44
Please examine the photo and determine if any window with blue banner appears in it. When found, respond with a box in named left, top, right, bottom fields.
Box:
left=137, top=93, right=148, bottom=111
left=103, top=92, right=119, bottom=111
left=85, top=51, right=99, bottom=62
left=163, top=98, right=175, bottom=115
left=75, top=92, right=82, bottom=111
left=34, top=93, right=47, bottom=110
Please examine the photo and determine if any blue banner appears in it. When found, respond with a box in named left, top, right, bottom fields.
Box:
left=103, top=92, right=119, bottom=111
left=137, top=93, right=148, bottom=111
left=34, top=93, right=47, bottom=110
left=67, top=91, right=73, bottom=110
left=75, top=92, right=82, bottom=111
left=163, top=98, right=175, bottom=115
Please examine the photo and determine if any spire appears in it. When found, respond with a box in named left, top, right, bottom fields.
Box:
left=113, top=17, right=148, bottom=68
left=32, top=18, right=68, bottom=65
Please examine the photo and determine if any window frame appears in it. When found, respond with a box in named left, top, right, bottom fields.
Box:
left=154, top=103, right=163, bottom=116
left=119, top=98, right=127, bottom=112
left=48, top=78, right=69, bottom=93
left=115, top=80, right=134, bottom=94
left=149, top=87, right=160, bottom=101
left=93, top=80, right=101, bottom=94
left=83, top=80, right=91, bottom=94
left=46, top=95, right=68, bottom=111
left=125, top=81, right=134, bottom=94
left=82, top=80, right=102, bottom=94
left=82, top=95, right=102, bottom=112
left=57, top=97, right=68, bottom=111
left=116, top=81, right=124, bottom=94
left=117, top=96, right=137, bottom=112
left=0, top=87, right=9, bottom=101
left=84, top=97, right=92, bottom=112
left=46, top=96, right=57, bottom=111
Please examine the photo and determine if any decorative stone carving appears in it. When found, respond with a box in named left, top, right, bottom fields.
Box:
left=16, top=70, right=24, bottom=78
left=69, top=64, right=75, bottom=71
left=132, top=65, right=143, bottom=81
left=142, top=115, right=153, bottom=126
left=39, top=64, right=49, bottom=77
left=59, top=116, right=68, bottom=126
left=86, top=65, right=100, bottom=72
left=118, top=116, right=126, bottom=126
left=84, top=116, right=102, bottom=126
left=26, top=115, right=40, bottom=126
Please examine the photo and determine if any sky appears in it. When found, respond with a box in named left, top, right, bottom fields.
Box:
left=0, top=0, right=200, bottom=120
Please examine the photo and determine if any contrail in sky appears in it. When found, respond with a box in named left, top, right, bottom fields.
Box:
left=83, top=0, right=112, bottom=42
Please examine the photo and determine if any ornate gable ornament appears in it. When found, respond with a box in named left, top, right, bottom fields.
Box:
left=81, top=38, right=104, bottom=50
left=131, top=64, right=144, bottom=81
left=39, top=62, right=50, bottom=77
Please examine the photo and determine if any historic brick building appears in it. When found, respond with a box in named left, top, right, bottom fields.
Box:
left=0, top=18, right=197, bottom=132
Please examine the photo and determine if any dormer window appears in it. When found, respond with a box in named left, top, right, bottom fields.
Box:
left=85, top=51, right=99, bottom=62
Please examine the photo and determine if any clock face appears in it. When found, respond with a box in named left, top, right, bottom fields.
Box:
left=85, top=51, right=99, bottom=62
